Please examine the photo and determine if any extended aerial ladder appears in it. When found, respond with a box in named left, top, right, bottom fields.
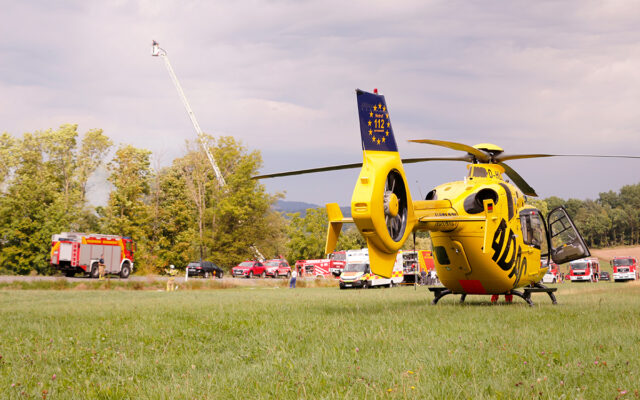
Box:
left=151, top=40, right=264, bottom=262
left=151, top=40, right=226, bottom=187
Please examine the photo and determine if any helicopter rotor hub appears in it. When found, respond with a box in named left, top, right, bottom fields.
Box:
left=384, top=191, right=399, bottom=217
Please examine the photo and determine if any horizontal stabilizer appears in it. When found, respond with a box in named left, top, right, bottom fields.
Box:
left=325, top=203, right=354, bottom=256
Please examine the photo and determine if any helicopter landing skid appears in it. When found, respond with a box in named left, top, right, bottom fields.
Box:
left=429, top=284, right=557, bottom=306
left=428, top=287, right=453, bottom=305
left=524, top=283, right=558, bottom=305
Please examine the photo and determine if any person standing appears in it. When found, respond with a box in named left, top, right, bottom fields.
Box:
left=420, top=267, right=427, bottom=285
left=98, top=256, right=106, bottom=280
left=166, top=265, right=178, bottom=292
left=289, top=268, right=297, bottom=289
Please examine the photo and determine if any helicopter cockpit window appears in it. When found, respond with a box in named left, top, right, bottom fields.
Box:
left=519, top=209, right=548, bottom=255
left=471, top=167, right=487, bottom=178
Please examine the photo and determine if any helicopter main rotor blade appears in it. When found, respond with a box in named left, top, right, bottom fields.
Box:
left=252, top=162, right=363, bottom=179
left=498, top=162, right=537, bottom=197
left=497, top=153, right=640, bottom=162
left=252, top=156, right=471, bottom=180
left=408, top=139, right=490, bottom=163
left=495, top=154, right=554, bottom=162
left=401, top=156, right=472, bottom=164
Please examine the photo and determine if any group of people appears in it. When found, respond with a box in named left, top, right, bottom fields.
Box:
left=419, top=269, right=439, bottom=286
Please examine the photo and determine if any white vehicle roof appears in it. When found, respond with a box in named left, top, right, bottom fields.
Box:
left=345, top=249, right=369, bottom=263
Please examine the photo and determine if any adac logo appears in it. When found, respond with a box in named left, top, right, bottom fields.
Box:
left=356, top=89, right=398, bottom=152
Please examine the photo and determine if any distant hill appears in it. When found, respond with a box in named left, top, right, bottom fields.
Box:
left=274, top=200, right=320, bottom=217
left=274, top=200, right=350, bottom=218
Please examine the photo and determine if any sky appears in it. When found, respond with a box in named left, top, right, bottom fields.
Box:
left=2, top=0, right=640, bottom=206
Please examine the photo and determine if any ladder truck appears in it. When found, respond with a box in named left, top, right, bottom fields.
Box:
left=151, top=41, right=264, bottom=263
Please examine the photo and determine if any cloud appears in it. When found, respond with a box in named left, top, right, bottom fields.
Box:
left=2, top=0, right=640, bottom=205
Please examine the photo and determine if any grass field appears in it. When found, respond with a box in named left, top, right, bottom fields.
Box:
left=1, top=282, right=640, bottom=399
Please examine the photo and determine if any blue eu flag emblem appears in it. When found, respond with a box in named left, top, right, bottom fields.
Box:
left=356, top=89, right=398, bottom=152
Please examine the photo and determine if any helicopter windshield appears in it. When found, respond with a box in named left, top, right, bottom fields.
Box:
left=344, top=263, right=368, bottom=273
left=469, top=166, right=488, bottom=178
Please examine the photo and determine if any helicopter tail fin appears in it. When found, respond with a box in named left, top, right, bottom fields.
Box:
left=324, top=203, right=353, bottom=256
left=351, top=89, right=415, bottom=278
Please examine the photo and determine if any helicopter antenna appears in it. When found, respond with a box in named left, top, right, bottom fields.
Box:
left=413, top=232, right=417, bottom=291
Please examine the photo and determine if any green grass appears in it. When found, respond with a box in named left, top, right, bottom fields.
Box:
left=0, top=276, right=337, bottom=291
left=1, top=283, right=639, bottom=399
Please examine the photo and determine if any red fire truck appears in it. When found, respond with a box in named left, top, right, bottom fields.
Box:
left=401, top=250, right=435, bottom=284
left=612, top=256, right=639, bottom=282
left=568, top=257, right=600, bottom=282
left=50, top=232, right=135, bottom=278
left=295, top=251, right=346, bottom=278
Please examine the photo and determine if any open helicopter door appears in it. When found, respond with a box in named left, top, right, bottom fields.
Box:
left=546, top=207, right=590, bottom=265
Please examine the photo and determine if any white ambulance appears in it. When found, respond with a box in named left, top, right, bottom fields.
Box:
left=339, top=248, right=403, bottom=289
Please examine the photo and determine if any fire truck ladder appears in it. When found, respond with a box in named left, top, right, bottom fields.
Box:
left=151, top=41, right=226, bottom=187
left=151, top=40, right=266, bottom=263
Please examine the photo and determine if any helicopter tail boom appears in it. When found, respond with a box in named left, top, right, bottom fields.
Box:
left=350, top=90, right=416, bottom=278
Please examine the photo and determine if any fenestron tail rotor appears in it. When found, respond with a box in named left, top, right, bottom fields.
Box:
left=383, top=170, right=408, bottom=241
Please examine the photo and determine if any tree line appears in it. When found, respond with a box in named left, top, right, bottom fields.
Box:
left=0, top=125, right=638, bottom=275
left=529, top=184, right=640, bottom=248
left=0, top=125, right=289, bottom=275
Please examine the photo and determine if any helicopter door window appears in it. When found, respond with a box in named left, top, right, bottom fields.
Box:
left=519, top=209, right=548, bottom=255
left=498, top=183, right=514, bottom=220
left=547, top=207, right=590, bottom=265
left=434, top=246, right=451, bottom=265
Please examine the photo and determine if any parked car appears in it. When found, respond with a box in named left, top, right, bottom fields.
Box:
left=232, top=260, right=266, bottom=278
left=187, top=261, right=223, bottom=278
left=600, top=271, right=611, bottom=281
left=264, top=259, right=292, bottom=278
left=541, top=261, right=559, bottom=284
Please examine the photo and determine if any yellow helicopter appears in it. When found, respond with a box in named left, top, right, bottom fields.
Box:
left=255, top=89, right=634, bottom=305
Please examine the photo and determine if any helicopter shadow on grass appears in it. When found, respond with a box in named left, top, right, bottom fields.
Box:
left=304, top=290, right=537, bottom=316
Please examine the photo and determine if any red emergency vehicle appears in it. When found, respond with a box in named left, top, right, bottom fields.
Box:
left=50, top=232, right=135, bottom=278
left=295, top=251, right=346, bottom=278
left=264, top=259, right=292, bottom=278
left=568, top=257, right=600, bottom=282
left=612, top=256, right=639, bottom=282
left=401, top=250, right=434, bottom=284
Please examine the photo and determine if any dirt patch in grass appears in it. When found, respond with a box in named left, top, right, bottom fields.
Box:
left=591, top=245, right=640, bottom=262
